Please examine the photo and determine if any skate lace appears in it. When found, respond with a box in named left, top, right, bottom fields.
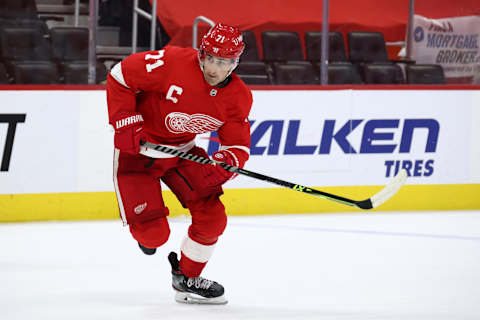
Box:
left=187, top=277, right=213, bottom=290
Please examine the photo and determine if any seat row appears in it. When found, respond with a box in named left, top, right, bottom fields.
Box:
left=235, top=61, right=446, bottom=85
left=0, top=19, right=106, bottom=84
left=234, top=30, right=446, bottom=85
left=0, top=21, right=446, bottom=85
left=0, top=61, right=60, bottom=84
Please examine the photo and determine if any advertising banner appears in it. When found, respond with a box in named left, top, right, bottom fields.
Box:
left=1, top=88, right=479, bottom=220
left=1, top=89, right=480, bottom=194
left=200, top=89, right=480, bottom=188
left=0, top=90, right=112, bottom=194
left=410, top=14, right=480, bottom=83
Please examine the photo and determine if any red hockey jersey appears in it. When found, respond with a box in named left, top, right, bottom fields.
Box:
left=106, top=45, right=253, bottom=164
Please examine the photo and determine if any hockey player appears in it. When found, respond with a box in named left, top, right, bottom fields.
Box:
left=106, top=23, right=252, bottom=305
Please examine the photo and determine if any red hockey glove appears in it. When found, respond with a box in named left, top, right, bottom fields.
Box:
left=202, top=150, right=236, bottom=187
left=112, top=112, right=147, bottom=155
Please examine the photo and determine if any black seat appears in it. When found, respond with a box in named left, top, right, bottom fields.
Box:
left=236, top=31, right=270, bottom=84
left=50, top=27, right=107, bottom=84
left=235, top=61, right=271, bottom=85
left=0, top=27, right=53, bottom=77
left=0, top=62, right=9, bottom=84
left=305, top=31, right=347, bottom=63
left=363, top=63, right=404, bottom=84
left=0, top=0, right=38, bottom=20
left=406, top=64, right=446, bottom=84
left=0, top=27, right=52, bottom=62
left=273, top=63, right=316, bottom=85
left=261, top=31, right=304, bottom=63
left=50, top=27, right=89, bottom=61
left=347, top=31, right=389, bottom=64
left=241, top=30, right=260, bottom=62
left=0, top=20, right=50, bottom=52
left=327, top=63, right=362, bottom=84
left=17, top=19, right=50, bottom=36
left=62, top=61, right=108, bottom=84
left=236, top=73, right=271, bottom=85
left=11, top=61, right=60, bottom=84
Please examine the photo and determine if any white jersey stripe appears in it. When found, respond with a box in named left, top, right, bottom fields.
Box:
left=113, top=148, right=127, bottom=225
left=110, top=62, right=129, bottom=88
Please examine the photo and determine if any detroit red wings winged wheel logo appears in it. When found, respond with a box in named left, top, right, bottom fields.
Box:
left=165, top=112, right=225, bottom=134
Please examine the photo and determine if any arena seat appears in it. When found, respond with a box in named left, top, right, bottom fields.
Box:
left=0, top=18, right=50, bottom=37
left=62, top=61, right=108, bottom=84
left=261, top=31, right=304, bottom=62
left=11, top=61, right=60, bottom=84
left=18, top=19, right=50, bottom=36
left=327, top=63, right=362, bottom=84
left=0, top=62, right=9, bottom=84
left=236, top=31, right=271, bottom=85
left=50, top=27, right=107, bottom=84
left=234, top=61, right=272, bottom=85
left=0, top=27, right=53, bottom=79
left=406, top=64, right=446, bottom=84
left=51, top=27, right=89, bottom=61
left=0, top=0, right=38, bottom=20
left=363, top=63, right=404, bottom=84
left=347, top=31, right=389, bottom=64
left=0, top=27, right=52, bottom=61
left=241, top=30, right=260, bottom=62
left=305, top=31, right=347, bottom=63
left=236, top=73, right=271, bottom=85
left=273, top=63, right=316, bottom=85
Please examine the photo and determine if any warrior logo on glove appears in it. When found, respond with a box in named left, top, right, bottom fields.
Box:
left=115, top=114, right=144, bottom=130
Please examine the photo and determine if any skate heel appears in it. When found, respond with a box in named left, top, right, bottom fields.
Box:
left=174, top=290, right=228, bottom=305
left=169, top=251, right=228, bottom=305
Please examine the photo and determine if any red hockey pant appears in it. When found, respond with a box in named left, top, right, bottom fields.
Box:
left=113, top=147, right=227, bottom=277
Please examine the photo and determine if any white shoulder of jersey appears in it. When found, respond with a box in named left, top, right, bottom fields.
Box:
left=110, top=62, right=129, bottom=88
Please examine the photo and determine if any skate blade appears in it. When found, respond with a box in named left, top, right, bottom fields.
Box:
left=174, top=291, right=228, bottom=305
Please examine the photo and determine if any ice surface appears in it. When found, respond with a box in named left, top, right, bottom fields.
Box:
left=1, top=211, right=480, bottom=320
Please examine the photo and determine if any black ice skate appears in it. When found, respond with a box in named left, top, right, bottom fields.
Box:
left=138, top=242, right=156, bottom=255
left=168, top=251, right=227, bottom=305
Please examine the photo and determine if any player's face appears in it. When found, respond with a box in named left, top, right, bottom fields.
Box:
left=202, top=54, right=235, bottom=86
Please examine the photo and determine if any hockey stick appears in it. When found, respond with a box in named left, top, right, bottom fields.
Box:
left=142, top=141, right=407, bottom=210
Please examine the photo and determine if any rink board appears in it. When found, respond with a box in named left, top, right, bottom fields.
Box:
left=0, top=184, right=480, bottom=222
left=1, top=86, right=479, bottom=221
